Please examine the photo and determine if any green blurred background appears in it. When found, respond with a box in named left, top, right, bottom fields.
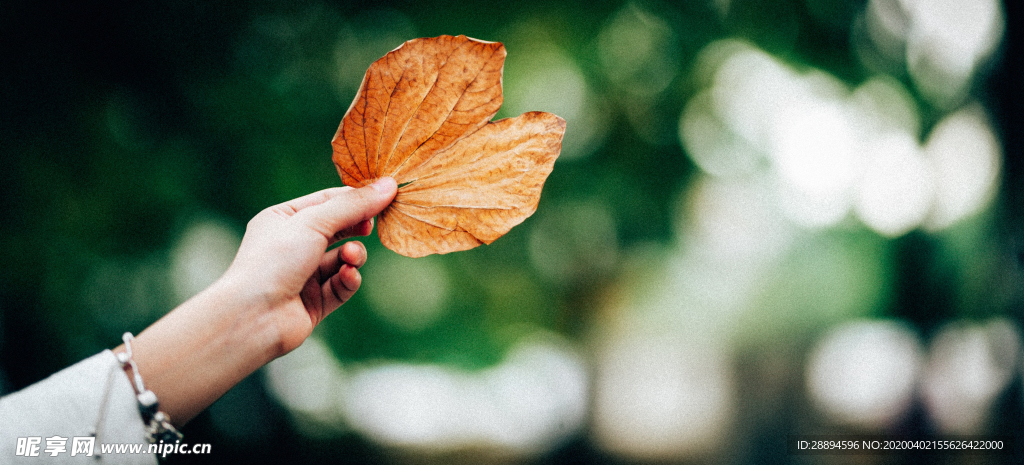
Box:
left=2, top=0, right=1023, bottom=463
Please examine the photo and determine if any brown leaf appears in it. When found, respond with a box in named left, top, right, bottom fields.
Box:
left=331, top=35, right=566, bottom=257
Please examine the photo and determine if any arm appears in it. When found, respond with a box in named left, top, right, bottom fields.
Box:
left=117, top=177, right=397, bottom=425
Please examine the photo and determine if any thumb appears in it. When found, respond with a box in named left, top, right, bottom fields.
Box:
left=297, top=177, right=398, bottom=239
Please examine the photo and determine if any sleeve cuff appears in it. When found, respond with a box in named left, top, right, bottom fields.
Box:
left=0, top=350, right=157, bottom=464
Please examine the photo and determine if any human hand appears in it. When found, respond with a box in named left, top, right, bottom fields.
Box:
left=223, top=177, right=398, bottom=355
left=120, top=177, right=396, bottom=425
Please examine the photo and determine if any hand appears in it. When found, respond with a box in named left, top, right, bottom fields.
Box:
left=225, top=177, right=399, bottom=355
left=122, top=177, right=397, bottom=425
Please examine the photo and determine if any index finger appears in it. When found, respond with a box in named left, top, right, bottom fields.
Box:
left=275, top=186, right=355, bottom=216
left=330, top=218, right=374, bottom=244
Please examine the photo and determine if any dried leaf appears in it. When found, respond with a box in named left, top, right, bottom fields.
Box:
left=332, top=35, right=566, bottom=257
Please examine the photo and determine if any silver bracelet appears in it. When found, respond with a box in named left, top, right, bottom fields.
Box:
left=116, top=332, right=184, bottom=444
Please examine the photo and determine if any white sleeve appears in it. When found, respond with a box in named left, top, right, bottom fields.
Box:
left=0, top=350, right=158, bottom=464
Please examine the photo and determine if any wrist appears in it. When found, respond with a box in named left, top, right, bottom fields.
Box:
left=202, top=272, right=285, bottom=364
left=124, top=274, right=282, bottom=424
left=215, top=265, right=322, bottom=359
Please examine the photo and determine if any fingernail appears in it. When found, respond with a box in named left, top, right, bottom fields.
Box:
left=371, top=177, right=396, bottom=193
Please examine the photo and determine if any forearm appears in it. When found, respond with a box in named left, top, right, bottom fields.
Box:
left=115, top=274, right=281, bottom=425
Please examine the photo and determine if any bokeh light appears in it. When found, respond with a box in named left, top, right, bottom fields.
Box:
left=922, top=319, right=1021, bottom=434
left=265, top=336, right=348, bottom=434
left=681, top=38, right=1003, bottom=237
left=597, top=3, right=680, bottom=98
left=854, top=131, right=933, bottom=237
left=169, top=218, right=241, bottom=303
left=592, top=334, right=734, bottom=460
left=860, top=0, right=1006, bottom=106
left=501, top=39, right=607, bottom=161
left=693, top=41, right=868, bottom=228
left=805, top=320, right=923, bottom=430
left=679, top=90, right=764, bottom=179
left=680, top=176, right=794, bottom=267
left=361, top=253, right=450, bottom=332
left=342, top=336, right=586, bottom=454
left=904, top=0, right=1004, bottom=106
left=923, top=106, right=1002, bottom=231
